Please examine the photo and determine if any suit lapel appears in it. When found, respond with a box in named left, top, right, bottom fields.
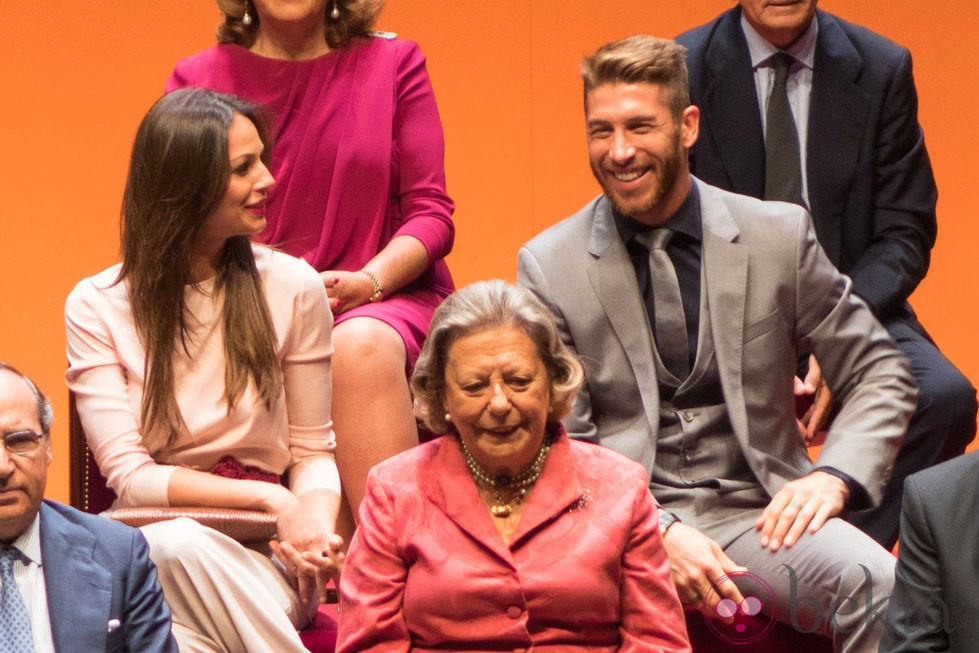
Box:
left=424, top=433, right=587, bottom=558
left=702, top=9, right=766, bottom=197
left=586, top=198, right=661, bottom=439
left=807, top=10, right=867, bottom=262
left=509, top=432, right=586, bottom=547
left=40, top=502, right=112, bottom=652
left=697, top=182, right=751, bottom=444
left=700, top=8, right=869, bottom=265
left=424, top=438, right=516, bottom=566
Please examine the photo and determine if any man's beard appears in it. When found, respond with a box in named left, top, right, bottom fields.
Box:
left=596, top=132, right=683, bottom=220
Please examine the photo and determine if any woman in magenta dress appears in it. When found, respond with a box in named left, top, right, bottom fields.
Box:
left=167, top=0, right=455, bottom=533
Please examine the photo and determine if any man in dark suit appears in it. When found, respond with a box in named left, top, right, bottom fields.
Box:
left=879, top=451, right=979, bottom=651
left=676, top=0, right=977, bottom=549
left=519, top=35, right=914, bottom=650
left=0, top=361, right=176, bottom=652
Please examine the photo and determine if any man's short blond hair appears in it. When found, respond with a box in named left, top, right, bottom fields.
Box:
left=581, top=35, right=690, bottom=120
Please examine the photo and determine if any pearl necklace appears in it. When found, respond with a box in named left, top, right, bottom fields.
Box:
left=460, top=437, right=551, bottom=518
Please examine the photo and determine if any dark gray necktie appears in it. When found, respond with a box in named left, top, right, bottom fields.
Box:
left=637, top=228, right=689, bottom=378
left=0, top=547, right=35, bottom=652
left=764, top=52, right=804, bottom=205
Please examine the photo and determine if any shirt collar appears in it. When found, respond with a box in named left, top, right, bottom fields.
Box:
left=613, top=179, right=702, bottom=244
left=741, top=11, right=818, bottom=70
left=8, top=512, right=42, bottom=567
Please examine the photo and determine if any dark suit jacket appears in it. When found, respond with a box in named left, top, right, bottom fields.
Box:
left=880, top=451, right=979, bottom=652
left=39, top=500, right=176, bottom=652
left=677, top=7, right=937, bottom=321
left=518, top=179, right=916, bottom=526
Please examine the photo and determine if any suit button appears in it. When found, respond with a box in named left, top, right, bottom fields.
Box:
left=682, top=411, right=695, bottom=422
left=506, top=606, right=523, bottom=619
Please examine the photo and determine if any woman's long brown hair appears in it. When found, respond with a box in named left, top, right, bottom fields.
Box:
left=117, top=88, right=282, bottom=450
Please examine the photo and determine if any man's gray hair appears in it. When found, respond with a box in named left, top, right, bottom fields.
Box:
left=412, top=280, right=584, bottom=435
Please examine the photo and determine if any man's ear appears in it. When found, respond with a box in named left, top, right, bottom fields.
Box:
left=681, top=105, right=700, bottom=150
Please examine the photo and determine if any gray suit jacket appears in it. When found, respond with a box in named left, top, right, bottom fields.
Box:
left=39, top=500, right=176, bottom=652
left=880, top=451, right=979, bottom=652
left=518, top=179, right=916, bottom=508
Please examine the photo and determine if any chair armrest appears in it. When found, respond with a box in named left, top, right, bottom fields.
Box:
left=103, top=507, right=277, bottom=544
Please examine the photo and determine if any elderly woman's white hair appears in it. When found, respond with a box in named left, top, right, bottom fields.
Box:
left=412, top=280, right=585, bottom=434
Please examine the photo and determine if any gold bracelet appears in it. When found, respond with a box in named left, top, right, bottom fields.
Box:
left=359, top=269, right=383, bottom=302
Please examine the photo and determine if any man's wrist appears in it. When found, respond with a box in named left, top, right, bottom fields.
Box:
left=812, top=466, right=862, bottom=508
left=658, top=508, right=681, bottom=536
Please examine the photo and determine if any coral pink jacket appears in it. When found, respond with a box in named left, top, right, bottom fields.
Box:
left=338, top=427, right=691, bottom=652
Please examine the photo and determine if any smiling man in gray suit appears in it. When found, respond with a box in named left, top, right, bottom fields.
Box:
left=0, top=362, right=175, bottom=652
left=518, top=35, right=916, bottom=651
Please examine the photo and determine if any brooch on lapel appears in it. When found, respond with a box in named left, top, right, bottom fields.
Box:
left=569, top=489, right=593, bottom=512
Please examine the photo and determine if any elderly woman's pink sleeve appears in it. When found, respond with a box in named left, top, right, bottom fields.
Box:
left=336, top=466, right=411, bottom=652
left=618, top=472, right=692, bottom=652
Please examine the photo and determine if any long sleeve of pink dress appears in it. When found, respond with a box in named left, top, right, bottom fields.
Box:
left=65, top=246, right=340, bottom=506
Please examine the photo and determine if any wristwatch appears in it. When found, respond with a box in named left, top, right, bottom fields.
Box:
left=658, top=508, right=680, bottom=536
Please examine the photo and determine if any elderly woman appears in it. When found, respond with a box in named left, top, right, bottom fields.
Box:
left=337, top=280, right=691, bottom=652
left=66, top=88, right=343, bottom=652
left=167, top=0, right=456, bottom=535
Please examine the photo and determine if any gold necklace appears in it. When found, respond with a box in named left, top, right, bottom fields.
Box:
left=460, top=437, right=551, bottom=518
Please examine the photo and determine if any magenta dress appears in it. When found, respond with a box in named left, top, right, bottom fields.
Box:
left=167, top=35, right=455, bottom=367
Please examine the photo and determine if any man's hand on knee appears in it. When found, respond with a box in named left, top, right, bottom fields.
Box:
left=662, top=522, right=748, bottom=610
left=756, top=471, right=848, bottom=551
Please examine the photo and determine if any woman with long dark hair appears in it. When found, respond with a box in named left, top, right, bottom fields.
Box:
left=167, top=1, right=456, bottom=534
left=66, top=88, right=342, bottom=652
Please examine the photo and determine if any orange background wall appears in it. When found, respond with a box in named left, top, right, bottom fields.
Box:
left=2, top=1, right=977, bottom=503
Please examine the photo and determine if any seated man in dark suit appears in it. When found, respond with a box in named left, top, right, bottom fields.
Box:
left=879, top=451, right=979, bottom=652
left=0, top=361, right=176, bottom=652
left=676, top=0, right=977, bottom=549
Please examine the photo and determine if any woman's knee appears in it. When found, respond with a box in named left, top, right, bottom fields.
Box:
left=141, top=518, right=230, bottom=569
left=333, top=318, right=407, bottom=370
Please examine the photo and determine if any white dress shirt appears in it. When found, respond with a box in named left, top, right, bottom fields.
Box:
left=5, top=514, right=55, bottom=652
